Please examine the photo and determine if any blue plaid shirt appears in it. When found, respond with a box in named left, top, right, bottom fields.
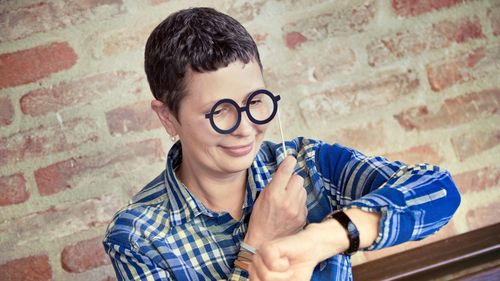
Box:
left=103, top=137, right=460, bottom=280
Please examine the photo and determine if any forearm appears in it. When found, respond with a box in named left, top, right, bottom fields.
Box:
left=303, top=208, right=380, bottom=262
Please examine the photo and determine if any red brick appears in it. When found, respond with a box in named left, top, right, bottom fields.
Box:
left=0, top=117, right=99, bottom=167
left=0, top=255, right=52, bottom=281
left=327, top=121, right=386, bottom=154
left=466, top=201, right=500, bottom=229
left=391, top=0, right=465, bottom=17
left=0, top=0, right=124, bottom=42
left=0, top=96, right=14, bottom=126
left=20, top=71, right=144, bottom=117
left=488, top=4, right=500, bottom=36
left=0, top=173, right=29, bottom=206
left=383, top=144, right=443, bottom=164
left=106, top=100, right=162, bottom=136
left=367, top=17, right=484, bottom=67
left=426, top=46, right=500, bottom=92
left=282, top=1, right=376, bottom=43
left=61, top=236, right=110, bottom=273
left=453, top=166, right=500, bottom=194
left=300, top=69, right=419, bottom=127
left=0, top=42, right=77, bottom=89
left=35, top=139, right=164, bottom=196
left=285, top=32, right=307, bottom=49
left=93, top=23, right=155, bottom=58
left=0, top=194, right=123, bottom=251
left=451, top=129, right=500, bottom=161
left=394, top=88, right=500, bottom=131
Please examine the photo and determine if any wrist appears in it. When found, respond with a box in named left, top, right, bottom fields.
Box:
left=303, top=219, right=349, bottom=262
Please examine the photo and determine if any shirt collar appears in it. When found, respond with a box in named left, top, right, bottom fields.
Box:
left=163, top=142, right=271, bottom=226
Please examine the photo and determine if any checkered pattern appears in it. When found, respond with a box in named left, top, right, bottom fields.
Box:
left=103, top=137, right=460, bottom=280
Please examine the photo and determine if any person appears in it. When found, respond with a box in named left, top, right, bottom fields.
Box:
left=103, top=7, right=461, bottom=281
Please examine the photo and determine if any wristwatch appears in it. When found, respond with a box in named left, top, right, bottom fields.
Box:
left=326, top=210, right=360, bottom=255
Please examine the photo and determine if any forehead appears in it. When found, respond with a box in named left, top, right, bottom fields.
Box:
left=183, top=60, right=265, bottom=105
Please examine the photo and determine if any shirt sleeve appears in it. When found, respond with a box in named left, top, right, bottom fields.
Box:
left=315, top=141, right=461, bottom=250
left=104, top=238, right=250, bottom=281
left=104, top=239, right=173, bottom=281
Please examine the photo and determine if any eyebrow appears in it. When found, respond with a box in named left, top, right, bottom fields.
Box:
left=203, top=88, right=264, bottom=109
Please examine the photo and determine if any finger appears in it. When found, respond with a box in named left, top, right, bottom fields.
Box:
left=259, top=243, right=291, bottom=272
left=268, top=156, right=297, bottom=192
left=284, top=174, right=304, bottom=194
left=252, top=253, right=293, bottom=281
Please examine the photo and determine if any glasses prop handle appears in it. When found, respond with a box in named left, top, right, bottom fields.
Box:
left=277, top=107, right=287, bottom=157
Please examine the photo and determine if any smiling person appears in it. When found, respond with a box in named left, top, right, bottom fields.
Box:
left=103, top=7, right=461, bottom=281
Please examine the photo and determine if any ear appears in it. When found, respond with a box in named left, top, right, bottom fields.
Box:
left=151, top=99, right=179, bottom=137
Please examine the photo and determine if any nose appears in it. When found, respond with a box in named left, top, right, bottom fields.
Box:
left=231, top=113, right=254, bottom=137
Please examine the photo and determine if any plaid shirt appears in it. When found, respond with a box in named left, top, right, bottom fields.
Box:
left=103, top=137, right=460, bottom=280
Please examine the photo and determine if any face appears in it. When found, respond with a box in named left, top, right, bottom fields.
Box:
left=155, top=60, right=269, bottom=178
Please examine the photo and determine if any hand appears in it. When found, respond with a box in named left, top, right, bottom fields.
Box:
left=249, top=230, right=321, bottom=281
left=244, top=156, right=307, bottom=248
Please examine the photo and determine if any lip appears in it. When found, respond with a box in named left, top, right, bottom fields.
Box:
left=219, top=142, right=254, bottom=157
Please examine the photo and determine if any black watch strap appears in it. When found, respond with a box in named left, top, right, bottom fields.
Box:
left=329, top=211, right=360, bottom=255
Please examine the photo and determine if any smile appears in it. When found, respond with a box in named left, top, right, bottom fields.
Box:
left=219, top=142, right=254, bottom=157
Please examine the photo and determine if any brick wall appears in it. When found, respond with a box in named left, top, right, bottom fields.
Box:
left=0, top=0, right=498, bottom=280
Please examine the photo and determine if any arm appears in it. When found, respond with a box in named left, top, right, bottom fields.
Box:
left=317, top=143, right=461, bottom=249
left=104, top=239, right=173, bottom=281
left=249, top=141, right=461, bottom=280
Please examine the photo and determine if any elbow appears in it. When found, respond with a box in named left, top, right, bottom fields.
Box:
left=442, top=171, right=462, bottom=217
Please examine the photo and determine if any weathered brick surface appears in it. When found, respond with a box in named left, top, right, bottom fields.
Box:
left=426, top=46, right=500, bottom=92
left=35, top=139, right=164, bottom=196
left=467, top=201, right=500, bottom=229
left=20, top=71, right=144, bottom=117
left=453, top=166, right=500, bottom=194
left=367, top=17, right=484, bottom=66
left=0, top=194, right=122, bottom=251
left=0, top=118, right=99, bottom=167
left=0, top=255, right=52, bottom=281
left=0, top=42, right=77, bottom=89
left=0, top=96, right=14, bottom=126
left=391, top=0, right=465, bottom=17
left=285, top=32, right=308, bottom=50
left=0, top=0, right=124, bottom=42
left=0, top=173, right=29, bottom=206
left=106, top=100, right=162, bottom=136
left=328, top=121, right=386, bottom=154
left=88, top=23, right=155, bottom=58
left=300, top=69, right=419, bottom=127
left=225, top=0, right=266, bottom=23
left=383, top=144, right=443, bottom=164
left=61, top=236, right=110, bottom=273
left=451, top=128, right=500, bottom=161
left=488, top=4, right=500, bottom=36
left=394, top=88, right=500, bottom=131
left=265, top=45, right=356, bottom=91
left=282, top=1, right=376, bottom=45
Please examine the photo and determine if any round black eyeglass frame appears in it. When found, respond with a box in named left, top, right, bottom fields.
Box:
left=204, top=89, right=281, bottom=134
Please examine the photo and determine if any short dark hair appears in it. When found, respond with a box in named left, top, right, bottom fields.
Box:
left=144, top=7, right=262, bottom=119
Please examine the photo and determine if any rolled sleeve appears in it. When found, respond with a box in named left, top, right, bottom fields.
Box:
left=316, top=142, right=461, bottom=250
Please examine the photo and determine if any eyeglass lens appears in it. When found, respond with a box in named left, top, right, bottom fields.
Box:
left=210, top=90, right=277, bottom=133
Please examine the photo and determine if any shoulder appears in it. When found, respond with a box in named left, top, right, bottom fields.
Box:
left=104, top=172, right=172, bottom=246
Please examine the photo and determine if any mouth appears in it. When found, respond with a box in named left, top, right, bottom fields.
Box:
left=219, top=142, right=254, bottom=157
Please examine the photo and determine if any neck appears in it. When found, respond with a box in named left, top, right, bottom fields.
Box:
left=176, top=157, right=247, bottom=221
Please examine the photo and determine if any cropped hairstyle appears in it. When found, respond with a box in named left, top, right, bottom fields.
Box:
left=144, top=7, right=262, bottom=119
